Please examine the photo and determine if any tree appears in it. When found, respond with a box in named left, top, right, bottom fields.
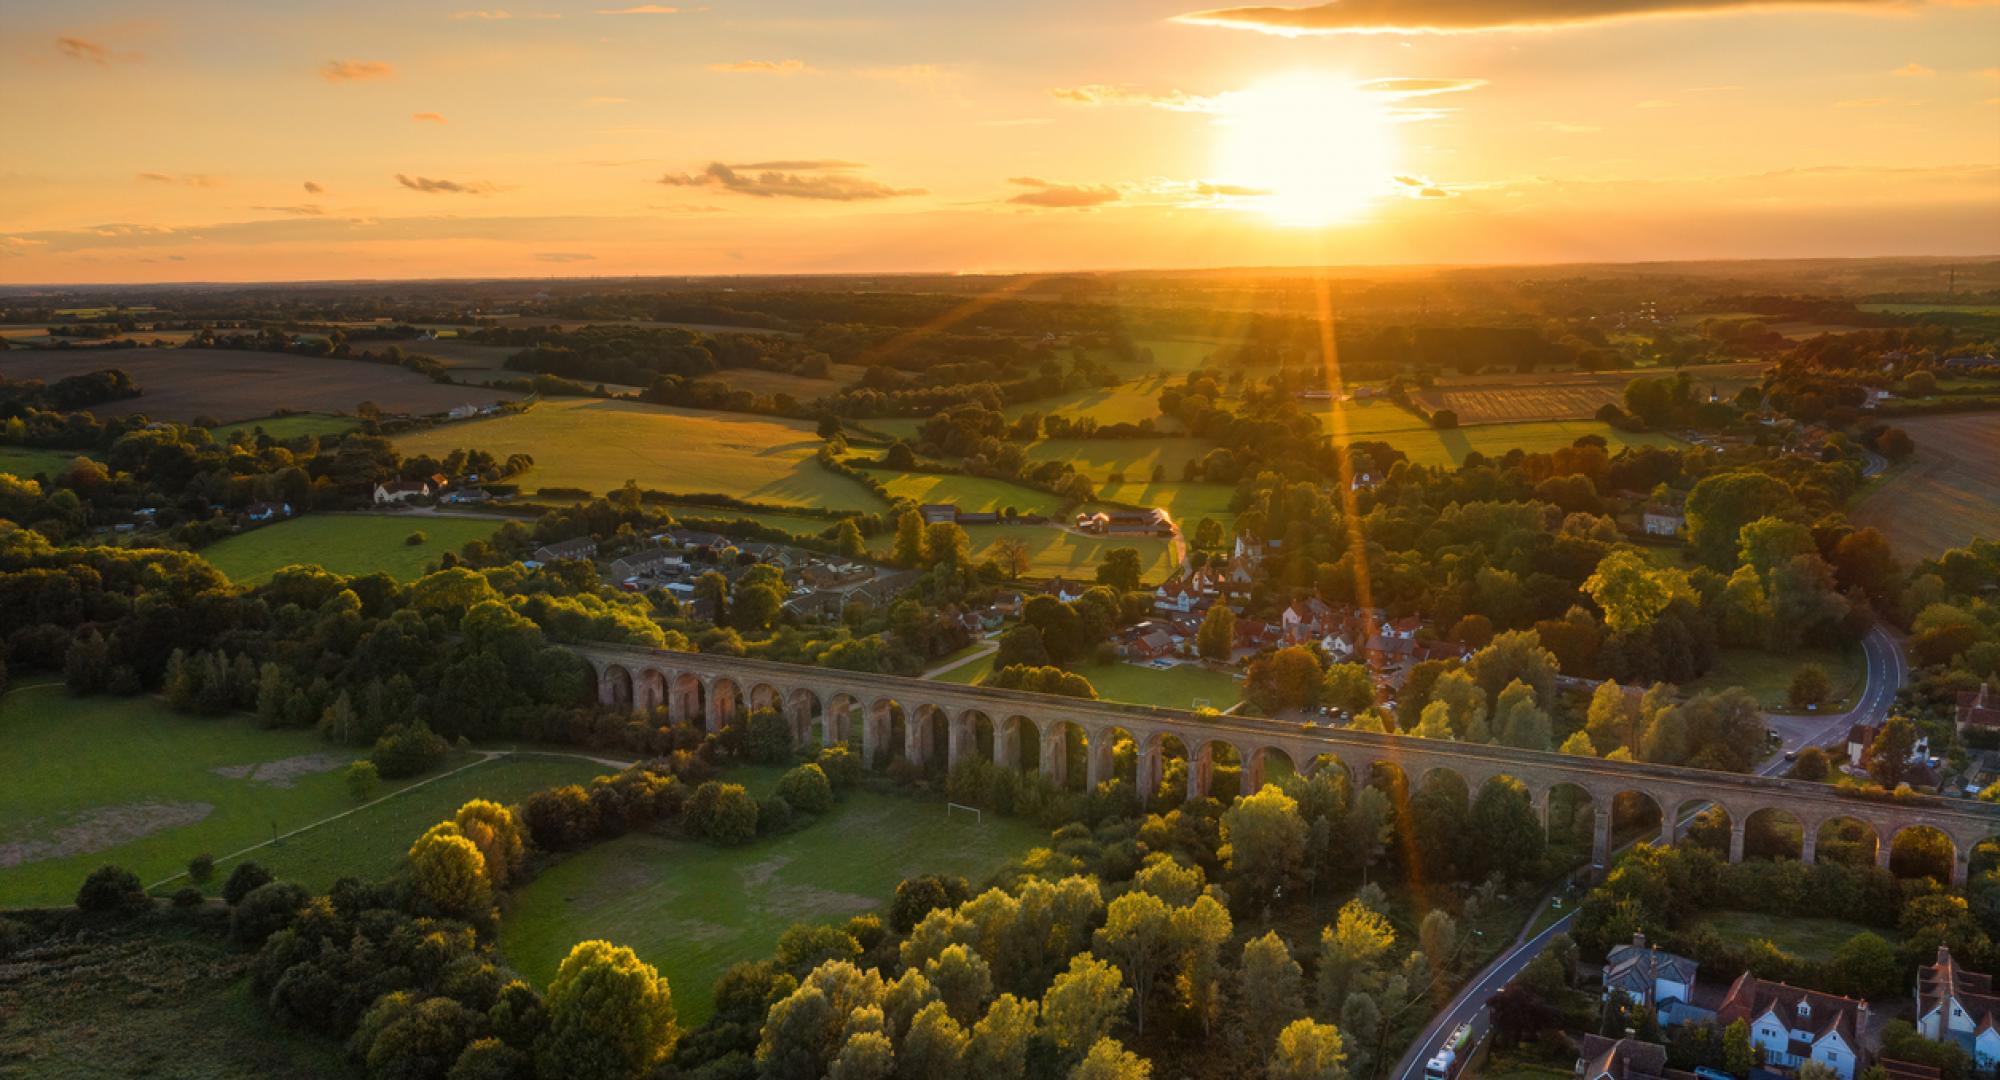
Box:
left=1789, top=745, right=1830, bottom=781
left=924, top=944, right=994, bottom=1026
left=1686, top=471, right=1792, bottom=569
left=924, top=522, right=972, bottom=570
left=1316, top=899, right=1395, bottom=1014
left=1246, top=646, right=1325, bottom=715
left=1241, top=932, right=1307, bottom=1055
left=1071, top=1038, right=1150, bottom=1080
left=1339, top=993, right=1381, bottom=1078
left=1494, top=679, right=1552, bottom=751
left=992, top=537, right=1031, bottom=579
left=231, top=879, right=310, bottom=946
left=1093, top=893, right=1174, bottom=1035
left=449, top=1038, right=533, bottom=1080
left=893, top=510, right=926, bottom=567
left=994, top=625, right=1052, bottom=670
left=901, top=1000, right=969, bottom=1076
left=1584, top=549, right=1695, bottom=634
left=1197, top=604, right=1236, bottom=661
left=408, top=825, right=492, bottom=919
left=1096, top=548, right=1143, bottom=591
left=963, top=994, right=1037, bottom=1080
left=1221, top=787, right=1307, bottom=904
left=1788, top=664, right=1831, bottom=710
left=536, top=940, right=678, bottom=1079
left=1559, top=731, right=1596, bottom=756
left=1723, top=1017, right=1755, bottom=1076
left=76, top=864, right=144, bottom=913
left=345, top=759, right=380, bottom=801
left=187, top=852, right=215, bottom=886
left=1041, top=954, right=1129, bottom=1064
left=1269, top=1018, right=1347, bottom=1080
left=1468, top=630, right=1559, bottom=708
left=835, top=519, right=868, bottom=560
left=1321, top=663, right=1374, bottom=716
left=1867, top=716, right=1919, bottom=788
left=1413, top=701, right=1454, bottom=740
left=1829, top=932, right=1900, bottom=999
left=1585, top=680, right=1642, bottom=756
left=222, top=861, right=273, bottom=905
left=1429, top=669, right=1488, bottom=741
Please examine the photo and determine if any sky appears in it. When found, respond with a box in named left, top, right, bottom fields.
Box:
left=2, top=0, right=1997, bottom=283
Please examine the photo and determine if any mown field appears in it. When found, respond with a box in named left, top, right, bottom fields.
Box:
left=198, top=513, right=502, bottom=584
left=499, top=783, right=1045, bottom=1022
left=1371, top=421, right=1684, bottom=467
left=0, top=348, right=518, bottom=423
left=869, top=470, right=1069, bottom=516
left=1026, top=437, right=1208, bottom=483
left=1090, top=481, right=1236, bottom=531
left=394, top=398, right=885, bottom=511
left=0, top=445, right=82, bottom=478
left=935, top=654, right=1242, bottom=710
left=1851, top=411, right=2000, bottom=559
left=209, top=413, right=355, bottom=442
left=867, top=522, right=1176, bottom=582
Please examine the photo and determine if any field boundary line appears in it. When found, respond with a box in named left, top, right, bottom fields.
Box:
left=145, top=750, right=510, bottom=891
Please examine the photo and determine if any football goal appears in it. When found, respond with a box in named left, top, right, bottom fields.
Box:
left=946, top=802, right=983, bottom=825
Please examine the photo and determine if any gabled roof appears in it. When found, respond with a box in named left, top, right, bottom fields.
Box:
left=1603, top=933, right=1698, bottom=996
left=1918, top=946, right=2000, bottom=1036
left=1715, top=971, right=1864, bottom=1052
left=1574, top=1035, right=1691, bottom=1080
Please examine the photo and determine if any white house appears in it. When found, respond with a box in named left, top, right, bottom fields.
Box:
left=1716, top=972, right=1868, bottom=1080
left=373, top=480, right=431, bottom=504
left=1642, top=506, right=1686, bottom=536
left=1915, top=946, right=2000, bottom=1071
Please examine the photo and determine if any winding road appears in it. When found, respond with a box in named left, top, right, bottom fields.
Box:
left=1387, top=624, right=1908, bottom=1080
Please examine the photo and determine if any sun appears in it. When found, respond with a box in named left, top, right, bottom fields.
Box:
left=1213, top=72, right=1400, bottom=227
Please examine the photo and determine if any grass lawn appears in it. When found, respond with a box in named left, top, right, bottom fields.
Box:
left=224, top=753, right=612, bottom=893
left=1481, top=1053, right=1575, bottom=1080
left=0, top=445, right=82, bottom=478
left=0, top=687, right=406, bottom=907
left=1370, top=421, right=1685, bottom=467
left=866, top=523, right=1176, bottom=583
left=932, top=654, right=1243, bottom=710
left=198, top=513, right=502, bottom=584
left=1689, top=910, right=1876, bottom=961
left=498, top=787, right=1046, bottom=1022
left=210, top=413, right=356, bottom=442
left=393, top=398, right=885, bottom=511
left=1308, top=399, right=1435, bottom=439
left=871, top=470, right=1070, bottom=516
left=1680, top=643, right=1866, bottom=712
left=662, top=503, right=847, bottom=537
left=1003, top=374, right=1182, bottom=429
left=1027, top=437, right=1209, bottom=484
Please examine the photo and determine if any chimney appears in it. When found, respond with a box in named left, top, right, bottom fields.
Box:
left=1939, top=945, right=1953, bottom=968
left=1634, top=931, right=1647, bottom=951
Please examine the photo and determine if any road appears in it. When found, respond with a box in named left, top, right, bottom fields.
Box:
left=1388, top=626, right=1907, bottom=1080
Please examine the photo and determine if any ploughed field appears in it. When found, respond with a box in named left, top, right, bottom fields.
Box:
left=1850, top=410, right=2000, bottom=559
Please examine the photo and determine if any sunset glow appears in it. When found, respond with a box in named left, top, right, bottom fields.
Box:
left=1213, top=73, right=1400, bottom=226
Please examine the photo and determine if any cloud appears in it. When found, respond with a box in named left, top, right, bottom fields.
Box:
left=1050, top=83, right=1219, bottom=112
left=656, top=161, right=924, bottom=200
left=304, top=180, right=326, bottom=194
left=1174, top=0, right=1944, bottom=36
left=1393, top=175, right=1453, bottom=198
left=138, top=172, right=224, bottom=187
left=413, top=112, right=448, bottom=123
left=1357, top=77, right=1487, bottom=97
left=595, top=4, right=677, bottom=12
left=323, top=59, right=394, bottom=82
left=1892, top=62, right=1936, bottom=77
left=251, top=205, right=326, bottom=216
left=56, top=36, right=135, bottom=65
left=452, top=9, right=562, bottom=18
left=709, top=59, right=812, bottom=75
left=1192, top=181, right=1271, bottom=197
left=1007, top=177, right=1122, bottom=209
left=534, top=251, right=596, bottom=262
left=395, top=173, right=500, bottom=194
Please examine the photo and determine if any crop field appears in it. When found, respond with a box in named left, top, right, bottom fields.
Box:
left=1371, top=421, right=1683, bottom=467
left=198, top=513, right=502, bottom=584
left=1851, top=411, right=2000, bottom=558
left=659, top=502, right=847, bottom=537
left=394, top=398, right=885, bottom=511
left=869, top=522, right=1175, bottom=581
left=210, top=413, right=356, bottom=442
left=713, top=366, right=858, bottom=400
left=870, top=470, right=1070, bottom=516
left=1026, top=437, right=1208, bottom=483
left=498, top=785, right=1045, bottom=1022
left=0, top=347, right=519, bottom=423
left=0, top=445, right=83, bottom=478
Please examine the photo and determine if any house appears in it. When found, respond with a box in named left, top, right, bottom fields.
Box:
left=993, top=591, right=1024, bottom=617
left=447, top=404, right=479, bottom=420
left=1573, top=1035, right=1694, bottom=1080
left=373, top=480, right=431, bottom=504
left=1601, top=933, right=1702, bottom=1026
left=1041, top=577, right=1087, bottom=603
left=1154, top=579, right=1207, bottom=615
left=1124, top=627, right=1177, bottom=661
left=921, top=504, right=959, bottom=525
left=1714, top=972, right=1869, bottom=1080
left=1915, top=946, right=2000, bottom=1070
left=532, top=536, right=599, bottom=563
left=1643, top=506, right=1687, bottom=536
left=669, top=530, right=732, bottom=554
left=244, top=501, right=292, bottom=523
left=1281, top=597, right=1335, bottom=642
left=1957, top=685, right=2000, bottom=734
left=609, top=550, right=683, bottom=582
left=1848, top=723, right=1877, bottom=769
left=427, top=473, right=450, bottom=492
left=442, top=486, right=492, bottom=505
left=958, top=510, right=999, bottom=526
left=1350, top=471, right=1378, bottom=491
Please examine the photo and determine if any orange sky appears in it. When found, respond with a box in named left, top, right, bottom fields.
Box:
left=2, top=0, right=1996, bottom=283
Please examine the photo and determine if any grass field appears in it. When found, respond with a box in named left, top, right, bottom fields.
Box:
left=209, top=413, right=356, bottom=442
left=1027, top=437, right=1209, bottom=484
left=0, top=445, right=83, bottom=478
left=1090, top=481, right=1237, bottom=531
left=1004, top=373, right=1181, bottom=428
left=1308, top=399, right=1434, bottom=439
left=866, top=522, right=1175, bottom=582
left=498, top=786, right=1045, bottom=1022
left=1688, top=910, right=1875, bottom=961
left=198, top=513, right=502, bottom=584
left=1678, top=644, right=1866, bottom=712
left=935, top=655, right=1242, bottom=710
left=1413, top=363, right=1766, bottom=425
left=395, top=398, right=885, bottom=511
left=1850, top=412, right=2000, bottom=559
left=870, top=470, right=1070, bottom=516
left=1371, top=421, right=1684, bottom=467
left=662, top=503, right=847, bottom=536
left=0, top=348, right=519, bottom=423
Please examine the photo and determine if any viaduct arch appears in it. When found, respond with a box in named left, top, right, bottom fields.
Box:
left=579, top=644, right=2000, bottom=884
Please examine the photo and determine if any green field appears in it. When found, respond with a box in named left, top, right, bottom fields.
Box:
left=1090, top=481, right=1237, bottom=531
left=498, top=786, right=1045, bottom=1022
left=662, top=503, right=848, bottom=537
left=1860, top=303, right=2000, bottom=317
left=867, top=522, right=1176, bottom=582
left=1027, top=437, right=1209, bottom=484
left=0, top=445, right=82, bottom=478
left=198, top=513, right=502, bottom=584
left=935, top=655, right=1242, bottom=710
left=394, top=398, right=885, bottom=511
left=1004, top=373, right=1181, bottom=428
left=1679, top=643, right=1866, bottom=712
left=1308, top=400, right=1435, bottom=439
left=1688, top=910, right=1875, bottom=961
left=871, top=470, right=1070, bottom=515
left=210, top=413, right=356, bottom=442
left=1372, top=421, right=1684, bottom=468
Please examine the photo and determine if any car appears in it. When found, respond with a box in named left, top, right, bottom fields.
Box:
left=1784, top=749, right=1798, bottom=761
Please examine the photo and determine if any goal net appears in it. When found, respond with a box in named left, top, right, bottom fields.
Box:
left=946, top=803, right=983, bottom=825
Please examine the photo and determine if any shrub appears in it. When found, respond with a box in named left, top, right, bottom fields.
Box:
left=0, top=916, right=26, bottom=957
left=686, top=781, right=758, bottom=846
left=816, top=745, right=860, bottom=791
left=373, top=721, right=450, bottom=778
left=406, top=530, right=428, bottom=546
left=172, top=886, right=206, bottom=909
left=758, top=795, right=794, bottom=836
left=76, top=864, right=145, bottom=913
left=187, top=852, right=216, bottom=885
left=222, top=861, right=274, bottom=906
left=346, top=759, right=381, bottom=801
left=775, top=763, right=835, bottom=815
left=1788, top=664, right=1831, bottom=710
left=522, top=785, right=599, bottom=852
left=231, top=880, right=310, bottom=946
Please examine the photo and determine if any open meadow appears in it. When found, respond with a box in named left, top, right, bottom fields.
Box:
left=0, top=446, right=83, bottom=478
left=209, top=413, right=356, bottom=443
left=198, top=513, right=503, bottom=584
left=868, top=522, right=1176, bottom=581
left=869, top=469, right=1069, bottom=516
left=935, top=654, right=1242, bottom=710
left=1370, top=421, right=1684, bottom=467
left=394, top=398, right=886, bottom=511
left=1026, top=437, right=1208, bottom=483
left=1679, top=644, right=1866, bottom=712
left=0, top=348, right=518, bottom=423
left=498, top=783, right=1045, bottom=1022
left=1850, top=411, right=2000, bottom=559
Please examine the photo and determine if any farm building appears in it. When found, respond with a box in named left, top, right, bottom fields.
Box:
left=1077, top=507, right=1174, bottom=536
left=373, top=480, right=432, bottom=504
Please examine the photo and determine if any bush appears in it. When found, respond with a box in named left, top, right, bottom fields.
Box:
left=76, top=864, right=145, bottom=913
left=0, top=916, right=26, bottom=957
left=222, top=861, right=274, bottom=906
left=231, top=880, right=310, bottom=946
left=188, top=852, right=216, bottom=885
left=758, top=795, right=794, bottom=835
left=345, top=759, right=381, bottom=801
left=816, top=745, right=860, bottom=791
left=406, top=530, right=428, bottom=546
left=373, top=721, right=450, bottom=778
left=172, top=886, right=206, bottom=909
left=687, top=781, right=758, bottom=845
left=522, top=785, right=599, bottom=851
left=775, top=763, right=835, bottom=815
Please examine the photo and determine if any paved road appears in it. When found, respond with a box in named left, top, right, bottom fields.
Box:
left=1387, top=627, right=1907, bottom=1080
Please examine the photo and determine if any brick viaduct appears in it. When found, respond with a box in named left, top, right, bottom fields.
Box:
left=576, top=643, right=2000, bottom=885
